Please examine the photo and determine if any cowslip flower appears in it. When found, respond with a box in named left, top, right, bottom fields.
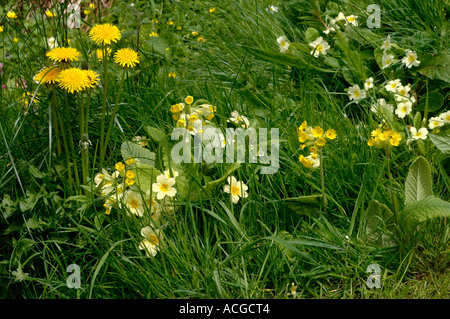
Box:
left=114, top=48, right=139, bottom=68
left=277, top=35, right=290, bottom=53
left=299, top=153, right=320, bottom=169
left=309, top=37, right=330, bottom=58
left=368, top=126, right=402, bottom=148
left=152, top=174, right=177, bottom=200
left=89, top=23, right=121, bottom=45
left=409, top=127, right=428, bottom=140
left=139, top=226, right=162, bottom=257
left=223, top=176, right=248, bottom=204
left=347, top=84, right=366, bottom=101
left=402, top=50, right=420, bottom=68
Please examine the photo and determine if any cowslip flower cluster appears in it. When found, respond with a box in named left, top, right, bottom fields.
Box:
left=170, top=95, right=217, bottom=136
left=367, top=123, right=402, bottom=148
left=297, top=121, right=337, bottom=169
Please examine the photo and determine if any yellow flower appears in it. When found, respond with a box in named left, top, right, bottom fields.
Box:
left=197, top=36, right=206, bottom=43
left=326, top=129, right=337, bottom=140
left=170, top=103, right=184, bottom=113
left=389, top=132, right=402, bottom=146
left=13, top=37, right=19, bottom=43
left=7, top=11, right=18, bottom=19
left=113, top=48, right=139, bottom=68
left=89, top=3, right=96, bottom=9
left=0, top=26, right=3, bottom=32
left=126, top=170, right=135, bottom=179
left=149, top=32, right=159, bottom=37
left=89, top=23, right=121, bottom=46
left=84, top=9, right=91, bottom=15
left=33, top=66, right=61, bottom=84
left=46, top=47, right=81, bottom=63
left=312, top=126, right=324, bottom=138
left=191, top=31, right=199, bottom=36
left=125, top=157, right=136, bottom=165
left=168, top=71, right=177, bottom=79
left=57, top=68, right=98, bottom=93
left=115, top=162, right=125, bottom=173
left=298, top=132, right=308, bottom=143
left=45, top=10, right=54, bottom=18
left=209, top=8, right=216, bottom=13
left=96, top=47, right=111, bottom=62
left=185, top=95, right=194, bottom=104
left=316, top=138, right=327, bottom=147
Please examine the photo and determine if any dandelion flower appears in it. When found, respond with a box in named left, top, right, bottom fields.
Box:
left=57, top=67, right=99, bottom=93
left=410, top=127, right=428, bottom=140
left=139, top=226, right=162, bottom=257
left=89, top=23, right=121, bottom=46
left=402, top=50, right=420, bottom=68
left=277, top=35, right=290, bottom=53
left=223, top=176, right=248, bottom=204
left=124, top=190, right=144, bottom=217
left=152, top=174, right=177, bottom=200
left=309, top=37, right=330, bottom=58
left=33, top=66, right=61, bottom=85
left=347, top=84, right=366, bottom=101
left=114, top=48, right=139, bottom=68
left=46, top=47, right=81, bottom=63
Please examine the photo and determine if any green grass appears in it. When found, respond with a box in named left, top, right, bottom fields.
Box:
left=0, top=0, right=449, bottom=299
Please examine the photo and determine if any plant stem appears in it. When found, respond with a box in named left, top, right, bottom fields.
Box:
left=78, top=93, right=87, bottom=189
left=99, top=44, right=109, bottom=166
left=320, top=148, right=326, bottom=213
left=64, top=91, right=80, bottom=192
left=101, top=68, right=127, bottom=165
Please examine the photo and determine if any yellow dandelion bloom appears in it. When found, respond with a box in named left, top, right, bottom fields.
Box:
left=57, top=68, right=98, bottom=93
left=89, top=23, right=121, bottom=46
left=33, top=66, right=61, bottom=84
left=113, top=48, right=139, bottom=68
left=46, top=47, right=81, bottom=63
left=7, top=11, right=18, bottom=19
left=82, top=69, right=100, bottom=86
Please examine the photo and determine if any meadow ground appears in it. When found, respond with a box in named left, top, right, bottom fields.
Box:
left=0, top=0, right=449, bottom=300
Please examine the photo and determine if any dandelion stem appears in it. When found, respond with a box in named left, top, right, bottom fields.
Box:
left=99, top=44, right=109, bottom=166
left=64, top=91, right=80, bottom=192
left=101, top=68, right=126, bottom=165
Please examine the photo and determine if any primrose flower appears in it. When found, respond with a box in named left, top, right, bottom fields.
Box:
left=139, top=226, right=162, bottom=257
left=344, top=15, right=358, bottom=26
left=228, top=110, right=250, bottom=128
left=382, top=53, right=395, bottom=69
left=267, top=5, right=279, bottom=13
left=364, top=77, right=374, bottom=90
left=347, top=84, right=366, bottom=101
left=277, top=35, right=290, bottom=53
left=124, top=190, right=145, bottom=217
left=394, top=84, right=412, bottom=102
left=428, top=117, right=444, bottom=130
left=409, top=127, right=428, bottom=140
left=223, top=176, right=249, bottom=204
left=394, top=101, right=412, bottom=119
left=381, top=35, right=392, bottom=51
left=47, top=37, right=58, bottom=49
left=152, top=174, right=177, bottom=200
left=439, top=111, right=450, bottom=123
left=164, top=169, right=179, bottom=179
left=385, top=79, right=402, bottom=93
left=371, top=98, right=394, bottom=113
left=402, top=50, right=420, bottom=68
left=309, top=37, right=330, bottom=58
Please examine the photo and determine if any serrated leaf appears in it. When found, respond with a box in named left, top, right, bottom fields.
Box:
left=399, top=196, right=450, bottom=235
left=405, top=156, right=433, bottom=204
left=121, top=141, right=156, bottom=166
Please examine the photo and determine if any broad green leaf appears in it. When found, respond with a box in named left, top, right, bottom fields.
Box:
left=363, top=199, right=396, bottom=247
left=129, top=163, right=161, bottom=192
left=416, top=91, right=445, bottom=112
left=145, top=126, right=165, bottom=143
left=399, top=196, right=450, bottom=235
left=405, top=156, right=433, bottom=204
left=304, top=27, right=320, bottom=43
left=418, top=53, right=450, bottom=83
left=121, top=141, right=156, bottom=166
left=429, top=132, right=450, bottom=155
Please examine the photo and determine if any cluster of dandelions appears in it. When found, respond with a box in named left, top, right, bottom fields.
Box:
left=297, top=121, right=337, bottom=169
left=94, top=159, right=178, bottom=257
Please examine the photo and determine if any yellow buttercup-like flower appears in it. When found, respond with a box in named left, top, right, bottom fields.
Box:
left=113, top=48, right=139, bottom=68
left=46, top=47, right=81, bottom=63
left=89, top=23, right=121, bottom=46
left=57, top=68, right=99, bottom=93
left=7, top=11, right=18, bottom=19
left=33, top=66, right=61, bottom=84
